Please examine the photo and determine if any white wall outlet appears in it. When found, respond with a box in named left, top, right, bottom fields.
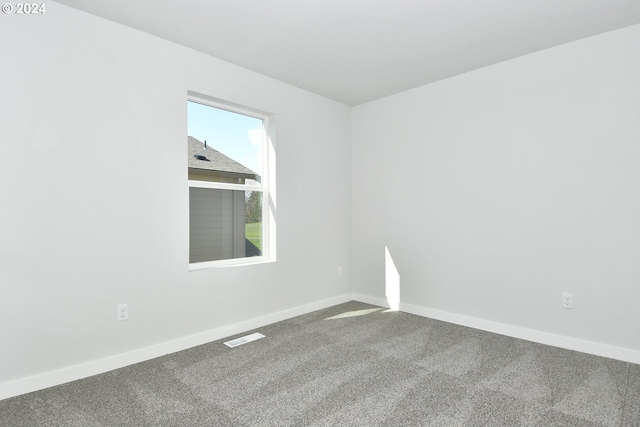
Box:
left=117, top=303, right=129, bottom=321
left=562, top=293, right=573, bottom=309
left=338, top=265, right=344, bottom=277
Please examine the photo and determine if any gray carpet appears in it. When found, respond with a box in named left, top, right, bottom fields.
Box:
left=1, top=301, right=639, bottom=426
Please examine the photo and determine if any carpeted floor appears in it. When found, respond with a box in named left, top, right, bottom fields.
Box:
left=1, top=301, right=639, bottom=426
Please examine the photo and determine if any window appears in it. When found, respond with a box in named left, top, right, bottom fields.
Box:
left=187, top=94, right=272, bottom=267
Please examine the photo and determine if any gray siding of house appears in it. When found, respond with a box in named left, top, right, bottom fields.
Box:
left=189, top=188, right=246, bottom=263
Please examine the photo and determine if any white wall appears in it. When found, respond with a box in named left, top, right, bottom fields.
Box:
left=0, top=3, right=351, bottom=398
left=352, top=24, right=640, bottom=361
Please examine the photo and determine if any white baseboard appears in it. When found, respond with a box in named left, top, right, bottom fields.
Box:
left=0, top=293, right=353, bottom=401
left=352, top=293, right=391, bottom=309
left=352, top=293, right=640, bottom=365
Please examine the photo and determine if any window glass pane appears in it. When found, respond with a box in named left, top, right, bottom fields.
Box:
left=244, top=190, right=263, bottom=256
left=189, top=187, right=263, bottom=263
left=188, top=101, right=262, bottom=184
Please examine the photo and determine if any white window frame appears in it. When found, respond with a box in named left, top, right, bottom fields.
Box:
left=187, top=92, right=274, bottom=270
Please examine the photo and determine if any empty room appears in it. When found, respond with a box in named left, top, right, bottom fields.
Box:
left=1, top=1, right=640, bottom=425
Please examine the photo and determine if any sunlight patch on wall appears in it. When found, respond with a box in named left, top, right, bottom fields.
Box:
left=385, top=246, right=400, bottom=311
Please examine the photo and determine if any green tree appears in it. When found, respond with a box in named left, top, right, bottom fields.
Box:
left=245, top=191, right=262, bottom=223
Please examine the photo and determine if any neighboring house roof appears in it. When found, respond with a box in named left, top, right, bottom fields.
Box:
left=188, top=136, right=258, bottom=181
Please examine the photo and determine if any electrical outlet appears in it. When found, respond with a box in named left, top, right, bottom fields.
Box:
left=117, top=303, right=128, bottom=321
left=562, top=293, right=573, bottom=309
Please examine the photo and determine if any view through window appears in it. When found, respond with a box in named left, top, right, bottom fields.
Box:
left=187, top=99, right=267, bottom=265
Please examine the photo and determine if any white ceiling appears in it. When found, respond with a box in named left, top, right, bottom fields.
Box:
left=54, top=0, right=640, bottom=106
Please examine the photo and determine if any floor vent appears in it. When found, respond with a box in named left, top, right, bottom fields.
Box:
left=224, top=332, right=265, bottom=348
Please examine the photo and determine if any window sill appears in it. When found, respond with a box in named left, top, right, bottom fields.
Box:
left=188, top=256, right=273, bottom=271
